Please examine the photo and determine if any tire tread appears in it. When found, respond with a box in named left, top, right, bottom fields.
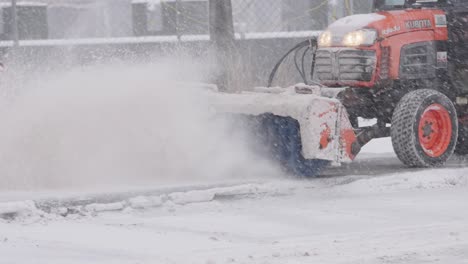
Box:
left=391, top=89, right=457, bottom=167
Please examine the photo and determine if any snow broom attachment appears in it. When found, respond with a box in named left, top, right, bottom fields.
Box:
left=209, top=84, right=359, bottom=177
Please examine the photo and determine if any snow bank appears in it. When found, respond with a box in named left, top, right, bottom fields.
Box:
left=169, top=190, right=216, bottom=205
left=0, top=200, right=42, bottom=220
left=2, top=165, right=468, bottom=221
left=336, top=168, right=468, bottom=194
left=79, top=182, right=292, bottom=212
left=128, top=196, right=163, bottom=209
left=0, top=201, right=36, bottom=215
left=0, top=181, right=298, bottom=220
left=167, top=182, right=295, bottom=205
left=85, top=202, right=125, bottom=213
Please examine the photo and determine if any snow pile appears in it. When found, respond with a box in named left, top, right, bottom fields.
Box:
left=167, top=182, right=295, bottom=205
left=169, top=190, right=216, bottom=205
left=80, top=182, right=295, bottom=214
left=0, top=58, right=280, bottom=191
left=338, top=168, right=468, bottom=193
left=0, top=200, right=43, bottom=221
left=128, top=195, right=163, bottom=209
left=85, top=202, right=125, bottom=213
left=0, top=181, right=299, bottom=220
left=2, top=166, right=467, bottom=221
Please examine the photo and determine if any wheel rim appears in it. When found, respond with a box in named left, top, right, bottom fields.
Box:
left=418, top=103, right=452, bottom=158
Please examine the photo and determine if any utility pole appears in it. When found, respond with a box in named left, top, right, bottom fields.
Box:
left=209, top=0, right=235, bottom=92
left=11, top=0, right=19, bottom=48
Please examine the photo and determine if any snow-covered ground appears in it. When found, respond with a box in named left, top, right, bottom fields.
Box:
left=1, top=138, right=468, bottom=264
left=0, top=61, right=467, bottom=264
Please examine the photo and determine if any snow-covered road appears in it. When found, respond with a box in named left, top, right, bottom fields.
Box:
left=1, top=172, right=467, bottom=264
left=1, top=54, right=467, bottom=264
left=1, top=140, right=467, bottom=264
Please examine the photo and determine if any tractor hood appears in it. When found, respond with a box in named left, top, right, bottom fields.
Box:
left=328, top=13, right=386, bottom=36
left=323, top=9, right=447, bottom=46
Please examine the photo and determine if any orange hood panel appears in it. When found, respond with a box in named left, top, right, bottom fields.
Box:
left=327, top=9, right=448, bottom=42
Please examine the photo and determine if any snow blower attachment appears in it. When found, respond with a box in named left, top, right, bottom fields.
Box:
left=210, top=0, right=468, bottom=176
left=210, top=85, right=359, bottom=177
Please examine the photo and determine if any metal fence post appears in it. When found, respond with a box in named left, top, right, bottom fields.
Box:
left=209, top=0, right=235, bottom=92
left=175, top=0, right=181, bottom=40
left=11, top=0, right=19, bottom=48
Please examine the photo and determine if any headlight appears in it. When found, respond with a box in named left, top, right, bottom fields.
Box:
left=342, top=29, right=377, bottom=46
left=318, top=31, right=332, bottom=47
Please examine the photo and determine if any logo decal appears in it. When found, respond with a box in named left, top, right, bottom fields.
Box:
left=434, top=14, right=447, bottom=27
left=382, top=25, right=401, bottom=35
left=437, top=51, right=448, bottom=68
left=405, top=19, right=432, bottom=29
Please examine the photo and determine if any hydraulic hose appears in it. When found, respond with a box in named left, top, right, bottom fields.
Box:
left=267, top=37, right=318, bottom=87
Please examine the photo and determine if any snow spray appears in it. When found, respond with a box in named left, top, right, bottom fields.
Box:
left=0, top=58, right=279, bottom=190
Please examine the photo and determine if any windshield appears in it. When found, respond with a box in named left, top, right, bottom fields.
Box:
left=385, top=0, right=406, bottom=5
left=374, top=0, right=440, bottom=10
left=374, top=0, right=407, bottom=10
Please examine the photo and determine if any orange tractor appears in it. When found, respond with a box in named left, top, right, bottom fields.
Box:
left=212, top=0, right=468, bottom=176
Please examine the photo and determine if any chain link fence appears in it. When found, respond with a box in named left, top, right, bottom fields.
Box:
left=231, top=0, right=373, bottom=35
left=0, top=0, right=375, bottom=89
left=226, top=0, right=375, bottom=88
left=232, top=0, right=327, bottom=34
left=0, top=0, right=374, bottom=41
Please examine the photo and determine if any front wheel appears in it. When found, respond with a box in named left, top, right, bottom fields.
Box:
left=391, top=89, right=458, bottom=167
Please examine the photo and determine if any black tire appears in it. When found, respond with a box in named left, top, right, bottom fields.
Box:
left=455, top=124, right=468, bottom=155
left=391, top=89, right=458, bottom=167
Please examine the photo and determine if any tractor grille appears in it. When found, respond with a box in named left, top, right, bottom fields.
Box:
left=314, top=49, right=376, bottom=82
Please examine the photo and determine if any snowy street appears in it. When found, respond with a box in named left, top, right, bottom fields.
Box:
left=1, top=141, right=468, bottom=264
left=0, top=60, right=466, bottom=264
left=3, top=0, right=468, bottom=263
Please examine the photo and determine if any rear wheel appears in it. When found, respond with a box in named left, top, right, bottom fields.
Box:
left=391, top=89, right=458, bottom=167
left=455, top=123, right=468, bottom=155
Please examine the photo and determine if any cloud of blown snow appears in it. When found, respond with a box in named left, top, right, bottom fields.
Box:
left=0, top=57, right=280, bottom=191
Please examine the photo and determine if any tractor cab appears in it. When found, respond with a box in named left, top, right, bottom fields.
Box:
left=370, top=0, right=468, bottom=60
